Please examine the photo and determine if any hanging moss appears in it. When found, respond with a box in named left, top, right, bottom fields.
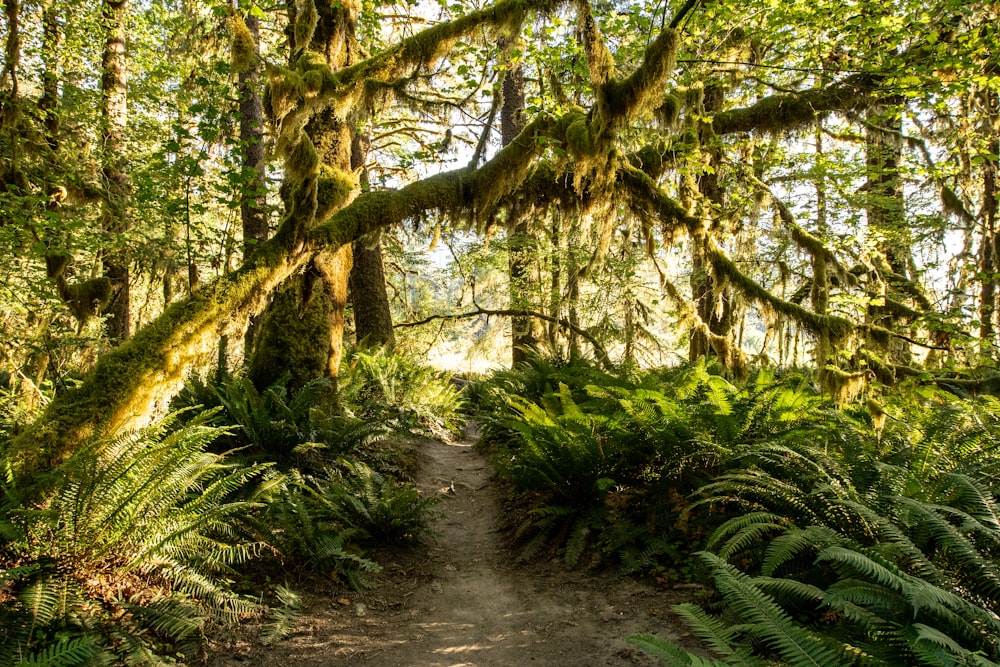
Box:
left=294, top=0, right=319, bottom=51
left=265, top=66, right=305, bottom=124
left=819, top=366, right=867, bottom=405
left=229, top=15, right=256, bottom=74
left=708, top=246, right=853, bottom=343
left=577, top=1, right=615, bottom=85
left=61, top=277, right=112, bottom=326
left=655, top=93, right=681, bottom=128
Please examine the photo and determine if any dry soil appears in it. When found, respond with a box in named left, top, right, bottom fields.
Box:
left=207, top=425, right=698, bottom=666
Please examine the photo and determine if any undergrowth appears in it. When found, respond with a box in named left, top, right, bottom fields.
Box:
left=478, top=357, right=1000, bottom=665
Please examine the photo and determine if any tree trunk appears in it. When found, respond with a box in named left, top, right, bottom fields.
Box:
left=865, top=105, right=912, bottom=365
left=349, top=133, right=395, bottom=348
left=979, top=129, right=999, bottom=357
left=40, top=0, right=60, bottom=149
left=502, top=63, right=540, bottom=365
left=100, top=0, right=131, bottom=343
left=688, top=86, right=735, bottom=367
left=238, top=11, right=268, bottom=352
left=248, top=0, right=358, bottom=395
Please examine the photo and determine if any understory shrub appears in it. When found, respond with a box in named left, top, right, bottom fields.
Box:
left=339, top=348, right=464, bottom=437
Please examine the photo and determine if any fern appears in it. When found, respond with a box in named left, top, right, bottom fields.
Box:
left=0, top=411, right=268, bottom=664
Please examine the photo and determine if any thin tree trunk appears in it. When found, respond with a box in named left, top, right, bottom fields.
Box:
left=239, top=11, right=268, bottom=352
left=502, top=63, right=539, bottom=365
left=40, top=0, right=60, bottom=149
left=100, top=0, right=131, bottom=343
left=979, top=129, right=999, bottom=356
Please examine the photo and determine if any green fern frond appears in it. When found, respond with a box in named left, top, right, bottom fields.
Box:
left=706, top=511, right=790, bottom=560
left=12, top=636, right=101, bottom=667
left=627, top=633, right=737, bottom=666
left=699, top=552, right=845, bottom=667
left=761, top=525, right=845, bottom=577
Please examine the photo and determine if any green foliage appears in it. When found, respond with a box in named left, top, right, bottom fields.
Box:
left=339, top=348, right=464, bottom=437
left=172, top=370, right=391, bottom=465
left=634, top=390, right=1000, bottom=666
left=0, top=411, right=267, bottom=665
left=256, top=461, right=436, bottom=589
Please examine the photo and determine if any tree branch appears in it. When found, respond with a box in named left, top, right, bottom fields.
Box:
left=395, top=306, right=613, bottom=369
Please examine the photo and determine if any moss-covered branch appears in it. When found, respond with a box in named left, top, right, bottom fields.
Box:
left=706, top=240, right=854, bottom=343
left=712, top=72, right=880, bottom=135
left=6, top=237, right=306, bottom=478
left=315, top=0, right=563, bottom=114
left=309, top=114, right=556, bottom=245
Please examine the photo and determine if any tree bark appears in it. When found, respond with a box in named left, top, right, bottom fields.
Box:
left=100, top=0, right=131, bottom=343
left=239, top=11, right=268, bottom=352
left=349, top=133, right=395, bottom=348
left=979, top=129, right=999, bottom=357
left=39, top=0, right=60, bottom=149
left=248, top=0, right=358, bottom=394
left=502, top=63, right=540, bottom=365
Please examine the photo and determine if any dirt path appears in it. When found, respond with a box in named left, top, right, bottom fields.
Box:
left=210, top=426, right=697, bottom=666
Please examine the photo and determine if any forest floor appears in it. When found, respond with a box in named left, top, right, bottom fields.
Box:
left=207, top=424, right=701, bottom=666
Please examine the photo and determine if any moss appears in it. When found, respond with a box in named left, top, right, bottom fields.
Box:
left=294, top=0, right=318, bottom=51
left=62, top=277, right=112, bottom=325
left=45, top=252, right=70, bottom=279
left=295, top=50, right=327, bottom=72
left=565, top=117, right=595, bottom=156
left=286, top=134, right=320, bottom=181
left=265, top=66, right=304, bottom=123
left=820, top=366, right=867, bottom=405
left=713, top=72, right=877, bottom=136
left=655, top=94, right=681, bottom=128
left=577, top=2, right=615, bottom=85
left=248, top=279, right=333, bottom=391
left=315, top=166, right=356, bottom=222
left=301, top=69, right=325, bottom=98
left=708, top=246, right=853, bottom=343
left=603, top=28, right=679, bottom=127
left=229, top=15, right=256, bottom=74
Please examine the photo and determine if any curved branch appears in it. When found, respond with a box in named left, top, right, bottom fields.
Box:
left=395, top=306, right=612, bottom=369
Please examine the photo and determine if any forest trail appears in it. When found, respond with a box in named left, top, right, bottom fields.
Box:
left=210, top=425, right=696, bottom=666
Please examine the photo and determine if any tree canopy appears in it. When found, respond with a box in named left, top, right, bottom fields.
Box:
left=1, top=0, right=998, bottom=474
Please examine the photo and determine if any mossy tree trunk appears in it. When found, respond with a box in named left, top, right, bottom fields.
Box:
left=349, top=134, right=395, bottom=349
left=688, top=85, right=735, bottom=367
left=100, top=0, right=130, bottom=343
left=865, top=105, right=913, bottom=366
left=502, top=63, right=542, bottom=365
left=248, top=0, right=358, bottom=394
